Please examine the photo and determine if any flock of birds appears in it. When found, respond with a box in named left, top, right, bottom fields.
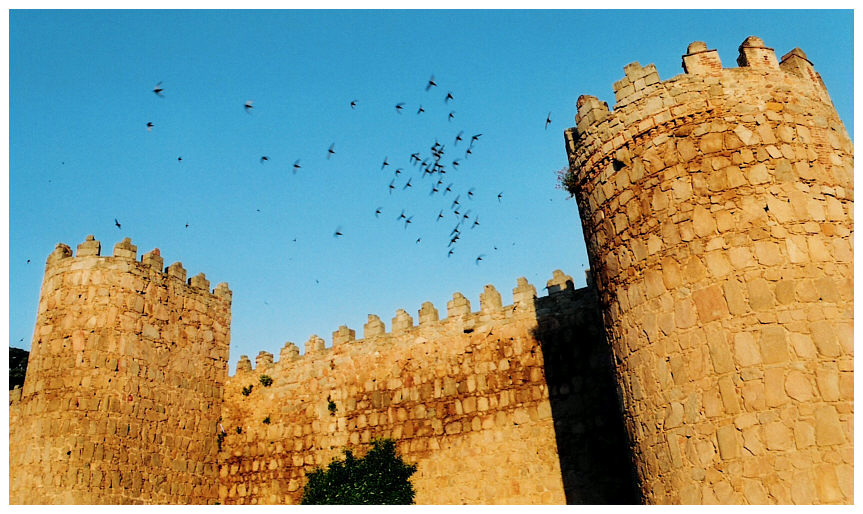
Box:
left=140, top=75, right=556, bottom=266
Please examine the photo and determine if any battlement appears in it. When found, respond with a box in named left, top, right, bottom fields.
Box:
left=229, top=269, right=576, bottom=378
left=565, top=36, right=841, bottom=185
left=45, top=235, right=231, bottom=301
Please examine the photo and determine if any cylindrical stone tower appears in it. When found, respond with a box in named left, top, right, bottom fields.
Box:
left=563, top=37, right=852, bottom=504
left=9, top=236, right=232, bottom=504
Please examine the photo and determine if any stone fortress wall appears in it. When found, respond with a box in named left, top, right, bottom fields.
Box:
left=216, top=270, right=635, bottom=504
left=9, top=236, right=232, bottom=504
left=9, top=34, right=853, bottom=506
left=564, top=36, right=853, bottom=504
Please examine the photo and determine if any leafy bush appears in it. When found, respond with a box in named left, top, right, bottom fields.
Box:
left=259, top=375, right=273, bottom=387
left=242, top=385, right=253, bottom=396
left=300, top=438, right=417, bottom=505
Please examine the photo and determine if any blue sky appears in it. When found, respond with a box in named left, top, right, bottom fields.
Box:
left=8, top=10, right=853, bottom=373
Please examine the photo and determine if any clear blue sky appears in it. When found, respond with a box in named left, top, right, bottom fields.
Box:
left=8, top=10, right=853, bottom=373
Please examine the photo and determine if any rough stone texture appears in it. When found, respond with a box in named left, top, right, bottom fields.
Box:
left=11, top=259, right=636, bottom=505
left=218, top=279, right=638, bottom=505
left=564, top=36, right=853, bottom=504
left=9, top=237, right=232, bottom=504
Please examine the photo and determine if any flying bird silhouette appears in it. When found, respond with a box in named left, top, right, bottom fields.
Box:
left=448, top=249, right=455, bottom=257
left=244, top=100, right=254, bottom=112
left=350, top=99, right=358, bottom=109
left=448, top=111, right=455, bottom=121
left=426, top=75, right=437, bottom=91
left=177, top=156, right=182, bottom=162
left=397, top=209, right=407, bottom=221
left=114, top=218, right=121, bottom=229
left=417, top=105, right=425, bottom=114
left=445, top=92, right=454, bottom=103
left=153, top=82, right=164, bottom=97
left=467, top=188, right=475, bottom=199
left=381, top=157, right=389, bottom=170
left=451, top=195, right=460, bottom=208
left=452, top=159, right=460, bottom=168
left=333, top=227, right=344, bottom=238
left=404, top=216, right=413, bottom=229
left=465, top=148, right=473, bottom=157
left=375, top=207, right=382, bottom=218
left=455, top=131, right=464, bottom=145
left=388, top=180, right=396, bottom=194
left=471, top=133, right=482, bottom=144
left=437, top=210, right=444, bottom=221
left=545, top=112, right=552, bottom=130
left=327, top=143, right=335, bottom=159
left=475, top=254, right=486, bottom=265
left=497, top=192, right=503, bottom=202
left=395, top=103, right=405, bottom=113
left=260, top=156, right=269, bottom=163
left=293, top=160, right=301, bottom=173
left=394, top=168, right=403, bottom=176
left=146, top=122, right=154, bottom=131
left=403, top=178, right=413, bottom=190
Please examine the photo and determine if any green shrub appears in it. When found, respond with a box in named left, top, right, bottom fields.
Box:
left=242, top=385, right=253, bottom=396
left=300, top=438, right=417, bottom=505
left=259, top=375, right=273, bottom=387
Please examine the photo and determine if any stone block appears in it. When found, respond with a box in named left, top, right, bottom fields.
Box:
left=332, top=325, right=355, bottom=345
left=479, top=284, right=503, bottom=313
left=716, top=425, right=739, bottom=460
left=364, top=314, right=386, bottom=338
left=814, top=405, right=845, bottom=446
left=759, top=326, right=789, bottom=364
left=814, top=464, right=843, bottom=503
left=418, top=301, right=439, bottom=325
left=784, top=370, right=813, bottom=402
left=764, top=421, right=793, bottom=451
left=809, top=321, right=840, bottom=357
left=733, top=332, right=761, bottom=367
left=692, top=285, right=729, bottom=323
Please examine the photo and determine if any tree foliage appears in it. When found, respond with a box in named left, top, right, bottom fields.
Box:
left=300, top=439, right=417, bottom=505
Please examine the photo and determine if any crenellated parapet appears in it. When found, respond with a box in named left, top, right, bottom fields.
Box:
left=564, top=35, right=853, bottom=505
left=226, top=269, right=584, bottom=380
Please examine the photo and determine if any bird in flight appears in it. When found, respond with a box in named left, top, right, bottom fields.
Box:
left=455, top=131, right=464, bottom=145
left=395, top=103, right=405, bottom=113
left=293, top=160, right=301, bottom=173
left=177, top=156, right=182, bottom=162
left=467, top=188, right=475, bottom=199
left=388, top=180, right=396, bottom=194
left=333, top=227, right=344, bottom=238
left=497, top=191, right=503, bottom=202
left=471, top=133, right=482, bottom=144
left=452, top=159, right=460, bottom=168
left=403, top=178, right=413, bottom=190
left=417, top=105, right=425, bottom=115
left=410, top=152, right=421, bottom=164
left=436, top=210, right=444, bottom=221
left=472, top=217, right=480, bottom=229
left=350, top=99, right=358, bottom=109
left=146, top=122, right=154, bottom=131
left=445, top=92, right=454, bottom=103
left=114, top=218, right=122, bottom=229
left=404, top=216, right=413, bottom=229
left=260, top=156, right=269, bottom=163
left=153, top=82, right=164, bottom=97
left=185, top=223, right=189, bottom=228
left=475, top=254, right=486, bottom=265
left=448, top=249, right=455, bottom=257
left=381, top=157, right=389, bottom=170
left=394, top=168, right=403, bottom=176
left=545, top=112, right=552, bottom=130
left=415, top=237, right=422, bottom=244
left=327, top=143, right=335, bottom=159
left=397, top=209, right=407, bottom=221
left=444, top=183, right=453, bottom=195
left=426, top=75, right=437, bottom=91
left=448, top=111, right=455, bottom=122
left=375, top=207, right=382, bottom=218
left=244, top=100, right=254, bottom=112
left=451, top=195, right=460, bottom=208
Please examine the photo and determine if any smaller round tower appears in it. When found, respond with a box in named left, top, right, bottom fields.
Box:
left=10, top=236, right=232, bottom=504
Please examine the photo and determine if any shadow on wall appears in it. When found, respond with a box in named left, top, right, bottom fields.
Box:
left=532, top=281, right=642, bottom=505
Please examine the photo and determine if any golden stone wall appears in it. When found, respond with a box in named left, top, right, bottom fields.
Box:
left=9, top=236, right=232, bottom=504
left=216, top=271, right=635, bottom=505
left=564, top=36, right=853, bottom=504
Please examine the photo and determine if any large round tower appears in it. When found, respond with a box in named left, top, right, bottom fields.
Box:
left=563, top=37, right=852, bottom=503
left=9, top=236, right=232, bottom=504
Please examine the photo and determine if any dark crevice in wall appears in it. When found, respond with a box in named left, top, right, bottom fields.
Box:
left=533, top=285, right=642, bottom=504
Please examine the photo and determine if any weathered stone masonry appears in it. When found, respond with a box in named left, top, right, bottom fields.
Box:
left=564, top=36, right=853, bottom=504
left=9, top=34, right=853, bottom=506
left=9, top=237, right=232, bottom=504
